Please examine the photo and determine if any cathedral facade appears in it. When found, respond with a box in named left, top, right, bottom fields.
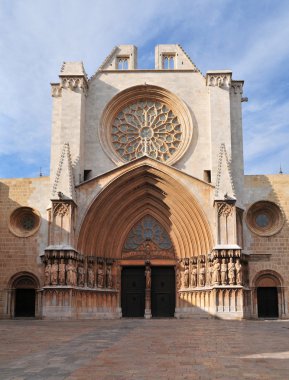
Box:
left=1, top=45, right=288, bottom=320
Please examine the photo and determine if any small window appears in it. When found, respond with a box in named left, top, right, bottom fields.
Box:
left=163, top=55, right=175, bottom=69
left=84, top=170, right=92, bottom=181
left=204, top=170, right=211, bottom=183
left=117, top=57, right=129, bottom=70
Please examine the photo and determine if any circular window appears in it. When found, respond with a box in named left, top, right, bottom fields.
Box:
left=246, top=201, right=284, bottom=237
left=100, top=85, right=193, bottom=165
left=111, top=101, right=182, bottom=162
left=9, top=207, right=41, bottom=237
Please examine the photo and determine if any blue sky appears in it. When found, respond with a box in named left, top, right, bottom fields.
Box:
left=0, top=0, right=289, bottom=178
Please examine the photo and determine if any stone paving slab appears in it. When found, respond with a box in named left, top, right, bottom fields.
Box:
left=1, top=319, right=289, bottom=379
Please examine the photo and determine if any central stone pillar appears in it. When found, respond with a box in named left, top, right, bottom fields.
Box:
left=144, top=262, right=152, bottom=319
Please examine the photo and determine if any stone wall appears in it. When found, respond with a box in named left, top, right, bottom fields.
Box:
left=0, top=177, right=50, bottom=317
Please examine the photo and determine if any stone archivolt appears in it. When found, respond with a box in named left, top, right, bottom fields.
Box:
left=77, top=160, right=213, bottom=260
left=99, top=85, right=193, bottom=165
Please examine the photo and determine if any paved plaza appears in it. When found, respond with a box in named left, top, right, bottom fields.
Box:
left=1, top=318, right=289, bottom=379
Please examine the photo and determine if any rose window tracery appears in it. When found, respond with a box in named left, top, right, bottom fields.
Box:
left=111, top=100, right=182, bottom=162
left=124, top=216, right=172, bottom=251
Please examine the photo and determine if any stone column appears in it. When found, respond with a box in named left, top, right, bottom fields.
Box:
left=116, top=262, right=122, bottom=318
left=144, top=263, right=152, bottom=319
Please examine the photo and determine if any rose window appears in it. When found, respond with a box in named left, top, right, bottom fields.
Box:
left=111, top=100, right=182, bottom=162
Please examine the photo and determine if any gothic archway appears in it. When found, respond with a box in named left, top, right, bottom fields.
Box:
left=77, top=160, right=214, bottom=260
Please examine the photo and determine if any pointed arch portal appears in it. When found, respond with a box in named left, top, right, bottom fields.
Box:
left=77, top=162, right=214, bottom=261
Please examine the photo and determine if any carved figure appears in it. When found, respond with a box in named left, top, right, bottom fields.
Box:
left=206, top=261, right=212, bottom=285
left=228, top=258, right=236, bottom=285
left=106, top=265, right=113, bottom=289
left=88, top=266, right=94, bottom=288
left=78, top=265, right=85, bottom=287
left=176, top=268, right=181, bottom=290
left=145, top=265, right=151, bottom=289
left=97, top=263, right=104, bottom=288
left=190, top=264, right=197, bottom=287
left=73, top=264, right=77, bottom=286
left=67, top=260, right=75, bottom=286
left=213, top=259, right=221, bottom=285
left=199, top=265, right=206, bottom=287
left=221, top=259, right=228, bottom=285
left=183, top=266, right=189, bottom=288
left=236, top=259, right=242, bottom=285
left=51, top=261, right=58, bottom=285
left=44, top=260, right=51, bottom=286
left=58, top=260, right=66, bottom=285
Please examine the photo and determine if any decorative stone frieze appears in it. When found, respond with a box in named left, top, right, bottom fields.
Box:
left=50, top=76, right=88, bottom=98
left=60, top=76, right=88, bottom=95
left=178, top=249, right=246, bottom=289
left=51, top=83, right=62, bottom=97
left=206, top=71, right=232, bottom=88
left=231, top=80, right=244, bottom=95
left=42, top=252, right=116, bottom=290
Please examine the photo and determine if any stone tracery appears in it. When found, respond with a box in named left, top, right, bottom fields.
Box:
left=111, top=100, right=182, bottom=162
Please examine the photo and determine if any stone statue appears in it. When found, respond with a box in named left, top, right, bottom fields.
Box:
left=190, top=264, right=197, bottom=287
left=199, top=264, right=205, bottom=287
left=145, top=264, right=151, bottom=289
left=176, top=268, right=181, bottom=290
left=106, top=265, right=113, bottom=289
left=66, top=260, right=75, bottom=286
left=206, top=261, right=212, bottom=286
left=236, top=259, right=242, bottom=285
left=97, top=263, right=104, bottom=288
left=88, top=266, right=94, bottom=288
left=213, top=259, right=221, bottom=285
left=58, top=260, right=66, bottom=286
left=51, top=261, right=58, bottom=286
left=44, top=260, right=51, bottom=286
left=228, top=258, right=236, bottom=285
left=77, top=265, right=85, bottom=287
left=183, top=265, right=189, bottom=288
left=221, top=259, right=227, bottom=285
